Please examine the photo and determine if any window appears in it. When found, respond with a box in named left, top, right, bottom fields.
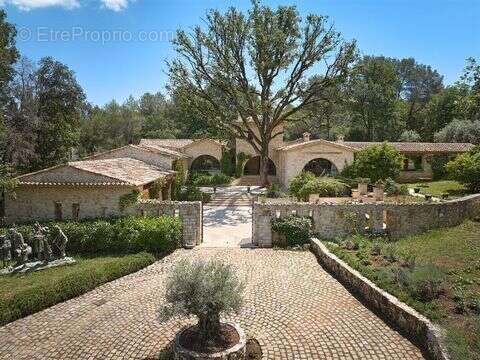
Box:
left=54, top=202, right=63, bottom=220
left=72, top=203, right=80, bottom=220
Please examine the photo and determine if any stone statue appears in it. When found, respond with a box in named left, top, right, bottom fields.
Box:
left=8, top=228, right=32, bottom=266
left=51, top=226, right=68, bottom=259
left=32, top=222, right=52, bottom=262
left=0, top=235, right=11, bottom=268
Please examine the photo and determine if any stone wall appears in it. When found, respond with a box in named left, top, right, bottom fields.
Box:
left=124, top=200, right=203, bottom=248
left=3, top=184, right=135, bottom=224
left=310, top=238, right=450, bottom=360
left=253, top=194, right=480, bottom=246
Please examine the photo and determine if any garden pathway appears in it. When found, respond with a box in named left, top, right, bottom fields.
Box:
left=201, top=205, right=253, bottom=248
left=0, top=248, right=426, bottom=360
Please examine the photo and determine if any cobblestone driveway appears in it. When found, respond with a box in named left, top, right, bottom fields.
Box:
left=0, top=249, right=426, bottom=359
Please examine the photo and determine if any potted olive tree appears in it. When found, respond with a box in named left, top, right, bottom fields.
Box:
left=159, top=259, right=246, bottom=359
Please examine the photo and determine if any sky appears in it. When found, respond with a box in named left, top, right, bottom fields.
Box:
left=1, top=0, right=479, bottom=106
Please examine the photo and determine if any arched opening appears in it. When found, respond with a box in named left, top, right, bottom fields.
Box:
left=190, top=155, right=220, bottom=172
left=303, top=158, right=338, bottom=176
left=243, top=156, right=276, bottom=175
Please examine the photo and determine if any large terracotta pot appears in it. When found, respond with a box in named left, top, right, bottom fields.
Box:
left=173, top=322, right=246, bottom=360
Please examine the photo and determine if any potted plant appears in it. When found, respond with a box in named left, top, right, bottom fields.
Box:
left=373, top=180, right=385, bottom=201
left=160, top=259, right=246, bottom=359
left=356, top=178, right=370, bottom=196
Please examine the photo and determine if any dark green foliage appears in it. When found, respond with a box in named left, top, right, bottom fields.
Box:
left=265, top=183, right=283, bottom=198
left=177, top=185, right=212, bottom=203
left=171, top=160, right=186, bottom=200
left=384, top=178, right=408, bottom=196
left=0, top=252, right=155, bottom=326
left=236, top=152, right=249, bottom=178
left=3, top=216, right=182, bottom=255
left=271, top=215, right=312, bottom=247
left=348, top=143, right=404, bottom=182
left=187, top=171, right=231, bottom=186
left=0, top=10, right=18, bottom=107
left=297, top=177, right=350, bottom=201
left=445, top=150, right=480, bottom=192
left=220, top=151, right=235, bottom=176
left=34, top=57, right=87, bottom=169
left=288, top=171, right=316, bottom=200
left=428, top=155, right=452, bottom=180
left=119, top=189, right=140, bottom=210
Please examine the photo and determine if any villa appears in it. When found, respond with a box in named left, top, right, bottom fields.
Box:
left=1, top=121, right=474, bottom=224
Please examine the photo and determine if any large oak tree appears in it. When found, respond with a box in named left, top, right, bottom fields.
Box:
left=168, top=1, right=356, bottom=185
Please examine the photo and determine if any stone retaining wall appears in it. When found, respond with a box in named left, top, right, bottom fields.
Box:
left=253, top=194, right=480, bottom=247
left=310, top=238, right=450, bottom=360
left=124, top=200, right=203, bottom=248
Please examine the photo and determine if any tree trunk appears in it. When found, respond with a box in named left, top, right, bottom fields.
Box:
left=198, top=312, right=221, bottom=343
left=259, top=150, right=270, bottom=187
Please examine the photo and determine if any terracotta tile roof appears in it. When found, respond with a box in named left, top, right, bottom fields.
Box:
left=135, top=144, right=189, bottom=158
left=68, top=158, right=173, bottom=186
left=139, top=138, right=226, bottom=150
left=85, top=144, right=188, bottom=160
left=139, top=138, right=194, bottom=149
left=278, top=139, right=357, bottom=151
left=18, top=181, right=131, bottom=187
left=343, top=142, right=475, bottom=153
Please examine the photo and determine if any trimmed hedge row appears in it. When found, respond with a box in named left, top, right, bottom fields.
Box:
left=3, top=216, right=182, bottom=255
left=0, top=252, right=155, bottom=326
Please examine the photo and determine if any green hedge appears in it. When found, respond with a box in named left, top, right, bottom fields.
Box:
left=0, top=252, right=155, bottom=326
left=177, top=185, right=212, bottom=203
left=271, top=215, right=312, bottom=247
left=2, top=216, right=182, bottom=255
left=187, top=171, right=232, bottom=186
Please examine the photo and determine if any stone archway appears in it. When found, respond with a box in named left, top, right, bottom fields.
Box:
left=243, top=156, right=276, bottom=176
left=190, top=155, right=221, bottom=172
left=303, top=158, right=338, bottom=176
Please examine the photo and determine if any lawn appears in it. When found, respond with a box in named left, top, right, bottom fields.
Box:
left=0, top=252, right=155, bottom=325
left=406, top=180, right=469, bottom=197
left=321, top=220, right=480, bottom=360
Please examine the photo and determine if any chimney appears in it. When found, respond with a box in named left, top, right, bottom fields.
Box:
left=336, top=134, right=345, bottom=143
left=303, top=132, right=311, bottom=142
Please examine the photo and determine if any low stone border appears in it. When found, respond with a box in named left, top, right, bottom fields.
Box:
left=310, top=238, right=450, bottom=360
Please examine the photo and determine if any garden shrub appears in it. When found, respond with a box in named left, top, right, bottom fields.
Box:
left=177, top=185, right=212, bottom=202
left=398, top=130, right=421, bottom=142
left=188, top=171, right=232, bottom=186
left=0, top=252, right=155, bottom=326
left=384, top=178, right=409, bottom=196
left=404, top=265, right=445, bottom=302
left=266, top=183, right=283, bottom=198
left=428, top=155, right=452, bottom=180
left=271, top=215, right=312, bottom=247
left=171, top=160, right=186, bottom=200
left=288, top=171, right=316, bottom=200
left=348, top=143, right=404, bottom=182
left=445, top=150, right=480, bottom=192
left=2, top=216, right=182, bottom=255
left=118, top=217, right=182, bottom=254
left=298, top=177, right=350, bottom=201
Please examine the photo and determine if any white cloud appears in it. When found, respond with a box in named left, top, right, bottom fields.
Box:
left=101, top=0, right=130, bottom=12
left=3, top=0, right=80, bottom=10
